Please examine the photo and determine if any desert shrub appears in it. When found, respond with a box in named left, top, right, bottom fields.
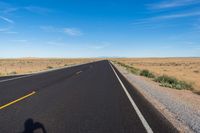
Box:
left=130, top=67, right=140, bottom=75
left=116, top=61, right=140, bottom=75
left=194, top=91, right=200, bottom=95
left=155, top=75, right=193, bottom=90
left=9, top=71, right=17, bottom=75
left=47, top=66, right=53, bottom=69
left=140, top=69, right=155, bottom=78
left=193, top=70, right=199, bottom=73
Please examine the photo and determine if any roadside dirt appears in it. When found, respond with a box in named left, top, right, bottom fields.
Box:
left=114, top=63, right=200, bottom=133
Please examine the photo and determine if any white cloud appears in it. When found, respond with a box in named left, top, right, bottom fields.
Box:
left=0, top=16, right=16, bottom=33
left=24, top=6, right=52, bottom=14
left=0, top=16, right=14, bottom=24
left=40, top=26, right=82, bottom=36
left=153, top=11, right=200, bottom=20
left=63, top=28, right=82, bottom=36
left=0, top=1, right=51, bottom=15
left=3, top=7, right=19, bottom=14
left=132, top=11, right=200, bottom=26
left=0, top=1, right=20, bottom=14
left=149, top=0, right=200, bottom=9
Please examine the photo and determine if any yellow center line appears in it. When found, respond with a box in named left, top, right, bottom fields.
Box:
left=0, top=91, right=36, bottom=110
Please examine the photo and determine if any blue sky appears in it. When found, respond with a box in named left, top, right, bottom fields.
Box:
left=0, top=0, right=200, bottom=58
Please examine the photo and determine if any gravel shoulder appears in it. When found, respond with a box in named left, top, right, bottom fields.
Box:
left=114, top=63, right=200, bottom=133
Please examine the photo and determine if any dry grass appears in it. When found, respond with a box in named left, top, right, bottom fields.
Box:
left=112, top=58, right=200, bottom=91
left=0, top=58, right=99, bottom=76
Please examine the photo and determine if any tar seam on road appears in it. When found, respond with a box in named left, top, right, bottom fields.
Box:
left=0, top=75, right=33, bottom=83
left=109, top=62, right=154, bottom=133
left=0, top=91, right=36, bottom=110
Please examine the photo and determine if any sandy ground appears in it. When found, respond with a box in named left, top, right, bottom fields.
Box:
left=114, top=62, right=200, bottom=133
left=0, top=58, right=99, bottom=76
left=112, top=58, right=200, bottom=92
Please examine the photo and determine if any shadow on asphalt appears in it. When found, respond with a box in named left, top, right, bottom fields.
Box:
left=22, top=118, right=47, bottom=133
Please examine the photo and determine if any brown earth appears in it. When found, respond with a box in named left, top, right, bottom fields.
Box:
left=112, top=58, right=200, bottom=91
left=0, top=58, right=99, bottom=76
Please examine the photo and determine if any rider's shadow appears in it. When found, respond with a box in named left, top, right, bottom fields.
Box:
left=22, top=118, right=47, bottom=133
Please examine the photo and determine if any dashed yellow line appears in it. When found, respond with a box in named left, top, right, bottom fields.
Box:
left=0, top=91, right=36, bottom=110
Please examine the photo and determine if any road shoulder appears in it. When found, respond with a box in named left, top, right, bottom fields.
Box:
left=113, top=63, right=200, bottom=133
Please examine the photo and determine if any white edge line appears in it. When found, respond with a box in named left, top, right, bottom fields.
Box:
left=0, top=60, right=99, bottom=83
left=0, top=75, right=33, bottom=83
left=109, top=62, right=153, bottom=133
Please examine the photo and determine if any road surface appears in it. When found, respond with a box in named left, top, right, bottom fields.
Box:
left=0, top=60, right=177, bottom=133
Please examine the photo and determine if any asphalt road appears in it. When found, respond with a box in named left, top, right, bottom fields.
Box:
left=0, top=60, right=177, bottom=133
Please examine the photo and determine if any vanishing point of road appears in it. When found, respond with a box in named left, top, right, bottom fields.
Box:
left=0, top=60, right=177, bottom=133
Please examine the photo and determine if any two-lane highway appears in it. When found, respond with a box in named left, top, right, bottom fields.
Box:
left=0, top=60, right=177, bottom=133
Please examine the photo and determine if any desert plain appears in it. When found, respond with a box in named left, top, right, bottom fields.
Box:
left=0, top=58, right=99, bottom=76
left=113, top=58, right=200, bottom=92
left=0, top=58, right=199, bottom=92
